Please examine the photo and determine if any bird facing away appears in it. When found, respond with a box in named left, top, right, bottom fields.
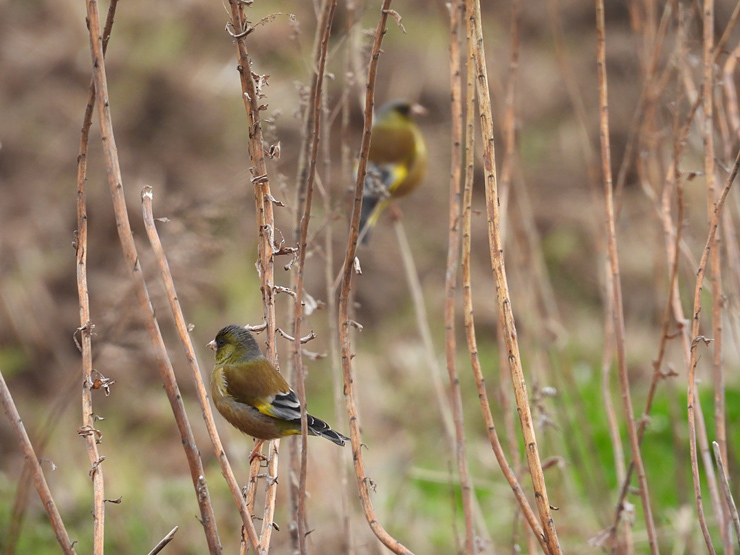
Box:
left=208, top=324, right=348, bottom=461
left=358, top=100, right=428, bottom=243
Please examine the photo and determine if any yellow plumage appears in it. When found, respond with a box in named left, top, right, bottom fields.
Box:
left=359, top=100, right=427, bottom=242
left=208, top=324, right=348, bottom=460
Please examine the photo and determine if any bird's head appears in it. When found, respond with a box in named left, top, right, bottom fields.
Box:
left=207, top=324, right=263, bottom=365
left=378, top=100, right=427, bottom=122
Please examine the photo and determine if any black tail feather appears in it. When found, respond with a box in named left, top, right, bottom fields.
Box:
left=307, top=414, right=349, bottom=446
left=358, top=194, right=379, bottom=244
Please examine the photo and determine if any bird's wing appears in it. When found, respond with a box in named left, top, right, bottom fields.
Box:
left=222, top=358, right=298, bottom=422
left=252, top=389, right=301, bottom=422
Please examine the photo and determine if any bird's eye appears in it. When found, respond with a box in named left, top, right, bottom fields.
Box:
left=217, top=337, right=226, bottom=347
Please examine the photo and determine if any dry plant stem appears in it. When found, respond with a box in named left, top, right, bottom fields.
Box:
left=717, top=1, right=740, bottom=66
left=702, top=2, right=729, bottom=551
left=673, top=15, right=728, bottom=543
left=337, top=2, right=412, bottom=553
left=613, top=2, right=671, bottom=214
left=141, top=191, right=262, bottom=554
left=460, top=15, right=547, bottom=554
left=686, top=150, right=740, bottom=555
left=227, top=1, right=280, bottom=536
left=147, top=526, right=179, bottom=555
left=497, top=0, right=520, bottom=238
left=393, top=217, right=455, bottom=441
left=594, top=1, right=659, bottom=552
left=288, top=1, right=337, bottom=552
left=445, top=1, right=475, bottom=552
left=0, top=370, right=76, bottom=554
left=75, top=4, right=118, bottom=551
left=392, top=218, right=470, bottom=519
left=76, top=148, right=105, bottom=555
left=4, top=379, right=78, bottom=555
left=330, top=9, right=359, bottom=549
left=609, top=190, right=685, bottom=545
left=465, top=0, right=561, bottom=552
left=258, top=441, right=279, bottom=552
left=227, top=0, right=276, bottom=358
left=713, top=441, right=740, bottom=551
left=724, top=43, right=740, bottom=147
left=601, top=267, right=627, bottom=487
left=84, top=2, right=222, bottom=552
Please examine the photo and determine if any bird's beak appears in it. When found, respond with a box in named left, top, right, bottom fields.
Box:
left=207, top=339, right=217, bottom=351
left=410, top=103, right=428, bottom=117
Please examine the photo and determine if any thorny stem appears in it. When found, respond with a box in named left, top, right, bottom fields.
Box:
left=84, top=1, right=221, bottom=552
left=141, top=190, right=262, bottom=554
left=289, top=0, right=337, bottom=552
left=595, top=0, right=659, bottom=552
left=0, top=371, right=76, bottom=554
left=75, top=1, right=118, bottom=552
left=226, top=1, right=280, bottom=543
left=466, top=0, right=561, bottom=551
left=337, top=1, right=413, bottom=553
left=446, top=1, right=475, bottom=550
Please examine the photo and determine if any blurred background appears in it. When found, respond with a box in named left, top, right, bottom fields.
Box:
left=3, top=0, right=740, bottom=553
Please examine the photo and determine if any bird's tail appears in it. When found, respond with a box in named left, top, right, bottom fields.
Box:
left=358, top=163, right=394, bottom=244
left=308, top=414, right=349, bottom=446
left=358, top=194, right=380, bottom=244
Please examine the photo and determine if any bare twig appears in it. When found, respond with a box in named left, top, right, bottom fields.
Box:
left=608, top=188, right=686, bottom=547
left=226, top=0, right=277, bottom=358
left=75, top=1, right=119, bottom=552
left=141, top=189, right=262, bottom=554
left=337, top=1, right=413, bottom=553
left=147, top=526, right=179, bottom=555
left=466, top=0, right=561, bottom=551
left=0, top=370, right=76, bottom=554
left=497, top=0, right=520, bottom=237
left=225, top=1, right=280, bottom=540
left=84, top=2, right=221, bottom=552
left=287, top=1, right=337, bottom=553
left=595, top=0, right=658, bottom=551
left=687, top=148, right=740, bottom=555
left=713, top=441, right=740, bottom=551
left=460, top=6, right=548, bottom=552
left=444, top=1, right=475, bottom=551
left=702, top=1, right=730, bottom=551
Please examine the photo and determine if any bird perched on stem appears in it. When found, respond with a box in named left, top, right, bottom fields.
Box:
left=208, top=324, right=348, bottom=461
left=358, top=100, right=427, bottom=243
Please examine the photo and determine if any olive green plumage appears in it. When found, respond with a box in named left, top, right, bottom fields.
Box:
left=359, top=100, right=428, bottom=243
left=208, top=324, right=348, bottom=451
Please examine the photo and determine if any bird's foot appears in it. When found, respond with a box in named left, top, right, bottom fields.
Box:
left=248, top=440, right=267, bottom=463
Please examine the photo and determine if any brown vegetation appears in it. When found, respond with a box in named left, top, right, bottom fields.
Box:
left=3, top=0, right=740, bottom=553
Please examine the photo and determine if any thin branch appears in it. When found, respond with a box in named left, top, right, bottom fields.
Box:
left=226, top=2, right=280, bottom=539
left=147, top=526, right=179, bottom=555
left=687, top=148, right=740, bottom=554
left=227, top=0, right=277, bottom=358
left=84, top=1, right=221, bottom=552
left=460, top=5, right=548, bottom=552
left=75, top=1, right=119, bottom=552
left=337, top=1, right=413, bottom=552
left=608, top=188, right=685, bottom=546
left=288, top=1, right=338, bottom=552
left=595, top=0, right=658, bottom=551
left=703, top=0, right=730, bottom=551
left=713, top=441, right=740, bottom=552
left=141, top=189, right=262, bottom=554
left=444, top=1, right=475, bottom=550
left=466, top=0, right=561, bottom=551
left=0, top=370, right=76, bottom=554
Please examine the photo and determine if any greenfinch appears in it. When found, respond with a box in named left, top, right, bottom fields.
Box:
left=208, top=324, right=348, bottom=461
left=358, top=100, right=428, bottom=243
